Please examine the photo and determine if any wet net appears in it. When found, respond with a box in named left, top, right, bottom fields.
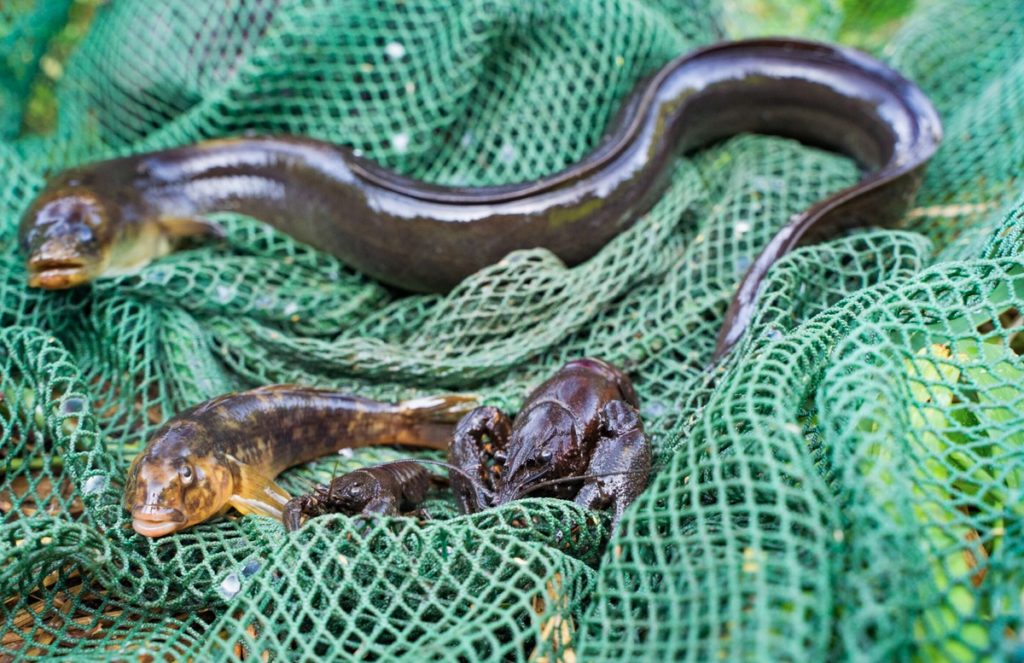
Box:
left=2, top=0, right=1024, bottom=660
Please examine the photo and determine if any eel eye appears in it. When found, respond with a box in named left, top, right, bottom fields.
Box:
left=178, top=464, right=194, bottom=485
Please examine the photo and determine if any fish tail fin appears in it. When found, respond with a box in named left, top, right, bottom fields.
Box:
left=384, top=394, right=479, bottom=450
left=396, top=394, right=479, bottom=423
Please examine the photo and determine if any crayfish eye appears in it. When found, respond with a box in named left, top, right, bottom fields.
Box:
left=540, top=449, right=554, bottom=464
left=178, top=464, right=194, bottom=486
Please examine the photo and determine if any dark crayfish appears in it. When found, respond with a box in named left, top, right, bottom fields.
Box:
left=448, top=358, right=651, bottom=527
left=282, top=460, right=432, bottom=531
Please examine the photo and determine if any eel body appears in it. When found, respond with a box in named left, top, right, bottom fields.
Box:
left=20, top=38, right=941, bottom=357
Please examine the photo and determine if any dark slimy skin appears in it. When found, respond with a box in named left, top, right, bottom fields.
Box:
left=448, top=358, right=651, bottom=528
left=124, top=386, right=475, bottom=538
left=282, top=460, right=431, bottom=531
left=20, top=38, right=941, bottom=357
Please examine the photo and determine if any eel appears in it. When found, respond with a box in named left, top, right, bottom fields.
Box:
left=19, top=38, right=941, bottom=358
left=123, top=385, right=475, bottom=537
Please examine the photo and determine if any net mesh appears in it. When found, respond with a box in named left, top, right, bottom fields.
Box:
left=2, top=0, right=1024, bottom=660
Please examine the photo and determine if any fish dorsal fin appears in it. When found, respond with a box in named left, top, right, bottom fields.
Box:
left=250, top=384, right=305, bottom=391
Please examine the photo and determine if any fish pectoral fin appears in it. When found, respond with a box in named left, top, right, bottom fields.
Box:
left=228, top=470, right=292, bottom=521
left=228, top=494, right=285, bottom=521
left=158, top=216, right=227, bottom=241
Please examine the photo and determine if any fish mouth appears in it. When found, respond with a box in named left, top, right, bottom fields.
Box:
left=131, top=506, right=187, bottom=538
left=27, top=260, right=92, bottom=290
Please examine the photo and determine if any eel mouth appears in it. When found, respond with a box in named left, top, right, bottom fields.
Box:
left=27, top=260, right=91, bottom=290
left=131, top=506, right=187, bottom=538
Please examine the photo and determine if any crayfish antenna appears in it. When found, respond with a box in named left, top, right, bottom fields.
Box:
left=401, top=458, right=497, bottom=500
left=326, top=458, right=342, bottom=504
left=514, top=468, right=649, bottom=499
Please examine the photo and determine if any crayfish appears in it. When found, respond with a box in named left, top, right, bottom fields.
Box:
left=282, top=460, right=431, bottom=531
left=448, top=358, right=651, bottom=527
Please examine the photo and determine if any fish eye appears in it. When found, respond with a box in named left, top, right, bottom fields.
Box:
left=178, top=464, right=194, bottom=485
left=74, top=225, right=96, bottom=243
left=79, top=207, right=104, bottom=230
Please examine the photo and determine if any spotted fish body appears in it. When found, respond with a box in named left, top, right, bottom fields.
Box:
left=124, top=385, right=475, bottom=537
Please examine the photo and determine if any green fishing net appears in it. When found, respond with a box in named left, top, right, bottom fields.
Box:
left=2, top=0, right=1024, bottom=659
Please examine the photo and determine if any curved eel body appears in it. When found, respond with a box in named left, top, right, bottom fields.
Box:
left=123, top=385, right=475, bottom=537
left=21, top=38, right=941, bottom=357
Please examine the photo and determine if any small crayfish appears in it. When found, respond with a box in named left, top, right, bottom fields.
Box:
left=448, top=358, right=651, bottom=527
left=283, top=460, right=431, bottom=531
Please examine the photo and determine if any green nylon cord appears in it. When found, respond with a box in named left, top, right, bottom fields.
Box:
left=2, top=0, right=1024, bottom=660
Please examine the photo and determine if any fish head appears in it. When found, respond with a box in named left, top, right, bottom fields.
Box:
left=124, top=422, right=235, bottom=538
left=19, top=174, right=119, bottom=289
